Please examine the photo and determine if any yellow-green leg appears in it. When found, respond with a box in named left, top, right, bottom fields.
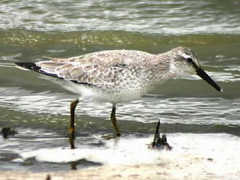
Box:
left=68, top=99, right=79, bottom=149
left=110, top=104, right=121, bottom=137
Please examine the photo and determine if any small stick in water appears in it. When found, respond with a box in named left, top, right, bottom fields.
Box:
left=152, top=120, right=172, bottom=150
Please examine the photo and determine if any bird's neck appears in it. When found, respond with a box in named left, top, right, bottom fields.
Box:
left=145, top=55, right=172, bottom=84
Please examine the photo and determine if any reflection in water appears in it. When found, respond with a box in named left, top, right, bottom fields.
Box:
left=71, top=162, right=77, bottom=170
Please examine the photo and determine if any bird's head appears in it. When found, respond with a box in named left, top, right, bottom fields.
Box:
left=168, top=47, right=222, bottom=92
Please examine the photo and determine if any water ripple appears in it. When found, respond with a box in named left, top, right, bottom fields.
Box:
left=0, top=0, right=239, bottom=34
left=0, top=87, right=239, bottom=126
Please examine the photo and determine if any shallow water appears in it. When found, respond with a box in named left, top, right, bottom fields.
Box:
left=0, top=0, right=240, bottom=172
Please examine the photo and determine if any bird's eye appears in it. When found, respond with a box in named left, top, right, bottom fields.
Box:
left=186, top=58, right=193, bottom=63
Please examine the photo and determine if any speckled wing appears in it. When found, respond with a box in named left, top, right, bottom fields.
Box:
left=35, top=50, right=154, bottom=87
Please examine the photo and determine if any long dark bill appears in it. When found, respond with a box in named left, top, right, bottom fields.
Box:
left=196, top=68, right=222, bottom=92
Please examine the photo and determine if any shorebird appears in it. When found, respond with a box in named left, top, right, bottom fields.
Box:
left=15, top=47, right=222, bottom=149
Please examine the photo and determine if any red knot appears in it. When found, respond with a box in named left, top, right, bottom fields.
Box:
left=15, top=47, right=222, bottom=148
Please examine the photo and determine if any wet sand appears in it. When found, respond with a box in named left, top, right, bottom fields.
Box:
left=0, top=165, right=171, bottom=180
left=0, top=162, right=220, bottom=180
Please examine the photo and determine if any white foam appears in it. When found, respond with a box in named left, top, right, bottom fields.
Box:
left=17, top=133, right=240, bottom=178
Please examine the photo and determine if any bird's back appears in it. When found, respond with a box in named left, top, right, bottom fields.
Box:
left=16, top=50, right=165, bottom=103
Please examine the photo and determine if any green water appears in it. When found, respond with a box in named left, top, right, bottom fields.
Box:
left=0, top=0, right=240, bottom=171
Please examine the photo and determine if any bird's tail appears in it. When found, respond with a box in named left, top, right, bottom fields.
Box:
left=15, top=62, right=41, bottom=72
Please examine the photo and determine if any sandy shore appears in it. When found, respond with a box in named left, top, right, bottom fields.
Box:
left=0, top=163, right=216, bottom=180
left=0, top=165, right=169, bottom=180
